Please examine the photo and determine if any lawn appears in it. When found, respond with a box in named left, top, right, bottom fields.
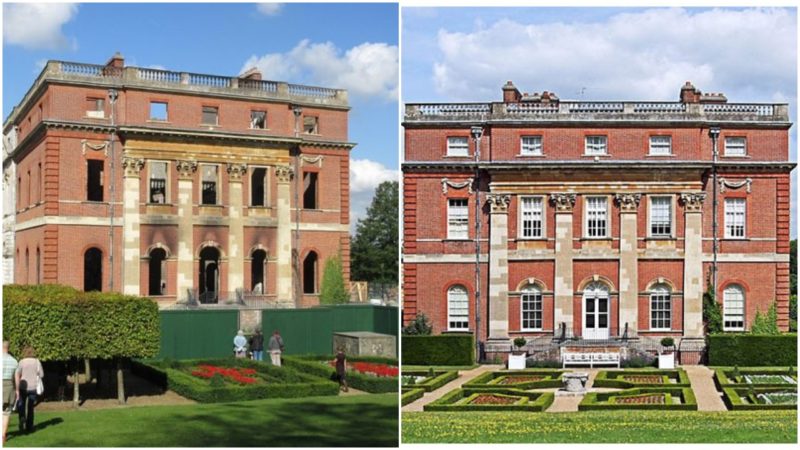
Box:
left=402, top=410, right=797, bottom=443
left=6, top=394, right=398, bottom=447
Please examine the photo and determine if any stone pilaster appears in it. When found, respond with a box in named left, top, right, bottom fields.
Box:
left=487, top=194, right=511, bottom=344
left=227, top=163, right=246, bottom=293
left=176, top=160, right=197, bottom=301
left=121, top=157, right=144, bottom=295
left=550, top=193, right=576, bottom=331
left=615, top=193, right=641, bottom=334
left=680, top=192, right=706, bottom=337
left=275, top=165, right=294, bottom=304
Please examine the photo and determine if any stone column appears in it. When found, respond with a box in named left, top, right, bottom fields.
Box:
left=681, top=192, right=706, bottom=337
left=615, top=193, right=641, bottom=335
left=176, top=160, right=197, bottom=301
left=121, top=157, right=145, bottom=295
left=487, top=194, right=511, bottom=343
left=275, top=166, right=294, bottom=304
left=227, top=163, right=246, bottom=294
left=550, top=193, right=576, bottom=332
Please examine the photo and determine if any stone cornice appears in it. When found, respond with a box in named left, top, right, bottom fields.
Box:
left=402, top=160, right=796, bottom=173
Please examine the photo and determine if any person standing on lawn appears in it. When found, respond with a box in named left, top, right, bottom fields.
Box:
left=335, top=348, right=348, bottom=392
left=2, top=341, right=18, bottom=444
left=233, top=330, right=248, bottom=359
left=268, top=330, right=284, bottom=366
left=249, top=329, right=264, bottom=362
left=15, top=347, right=43, bottom=434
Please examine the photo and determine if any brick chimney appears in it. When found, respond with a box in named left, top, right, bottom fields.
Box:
left=106, top=52, right=125, bottom=69
left=679, top=81, right=701, bottom=103
left=502, top=81, right=522, bottom=103
left=240, top=67, right=262, bottom=80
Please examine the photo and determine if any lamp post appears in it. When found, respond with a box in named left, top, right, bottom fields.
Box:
left=471, top=125, right=483, bottom=362
left=709, top=126, right=721, bottom=301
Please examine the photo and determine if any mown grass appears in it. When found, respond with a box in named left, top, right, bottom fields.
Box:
left=6, top=394, right=398, bottom=447
left=402, top=410, right=797, bottom=443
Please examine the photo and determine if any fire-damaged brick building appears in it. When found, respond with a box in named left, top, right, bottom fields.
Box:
left=3, top=53, right=353, bottom=309
left=402, top=81, right=793, bottom=363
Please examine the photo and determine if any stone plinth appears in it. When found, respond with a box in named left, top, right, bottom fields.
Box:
left=562, top=372, right=589, bottom=393
left=333, top=331, right=396, bottom=358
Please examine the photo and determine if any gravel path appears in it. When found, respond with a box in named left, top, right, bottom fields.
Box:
left=683, top=365, right=727, bottom=411
left=401, top=365, right=502, bottom=412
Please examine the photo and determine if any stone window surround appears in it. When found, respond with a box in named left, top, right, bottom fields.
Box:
left=582, top=194, right=611, bottom=239
left=647, top=194, right=675, bottom=239
left=517, top=195, right=546, bottom=240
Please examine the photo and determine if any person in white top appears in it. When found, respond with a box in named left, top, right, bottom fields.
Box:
left=15, top=347, right=43, bottom=434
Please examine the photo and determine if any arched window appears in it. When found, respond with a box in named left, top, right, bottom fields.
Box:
left=84, top=247, right=103, bottom=292
left=447, top=285, right=469, bottom=331
left=198, top=247, right=220, bottom=303
left=723, top=285, right=745, bottom=331
left=521, top=284, right=543, bottom=331
left=650, top=284, right=671, bottom=331
left=251, top=249, right=267, bottom=293
left=303, top=251, right=318, bottom=294
left=148, top=248, right=167, bottom=296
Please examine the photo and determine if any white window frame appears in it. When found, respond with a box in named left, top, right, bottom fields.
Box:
left=724, top=198, right=746, bottom=239
left=199, top=164, right=220, bottom=206
left=518, top=196, right=545, bottom=239
left=649, top=285, right=672, bottom=331
left=520, top=285, right=543, bottom=331
left=723, top=285, right=745, bottom=331
left=584, top=196, right=609, bottom=238
left=649, top=135, right=672, bottom=156
left=447, top=198, right=469, bottom=240
left=447, top=285, right=470, bottom=331
left=724, top=137, right=747, bottom=156
left=148, top=160, right=170, bottom=204
left=446, top=136, right=469, bottom=157
left=584, top=135, right=607, bottom=155
left=520, top=136, right=543, bottom=156
left=648, top=195, right=673, bottom=238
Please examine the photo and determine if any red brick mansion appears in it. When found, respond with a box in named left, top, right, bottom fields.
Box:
left=402, top=81, right=793, bottom=362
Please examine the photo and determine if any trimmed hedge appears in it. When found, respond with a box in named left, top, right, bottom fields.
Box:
left=721, top=386, right=798, bottom=410
left=713, top=367, right=798, bottom=389
left=132, top=358, right=338, bottom=403
left=3, top=284, right=159, bottom=361
left=463, top=370, right=564, bottom=390
left=592, top=369, right=691, bottom=389
left=707, top=334, right=797, bottom=367
left=424, top=387, right=554, bottom=412
left=402, top=370, right=459, bottom=392
left=579, top=387, right=697, bottom=411
left=282, top=355, right=398, bottom=393
left=402, top=334, right=474, bottom=366
left=401, top=388, right=425, bottom=406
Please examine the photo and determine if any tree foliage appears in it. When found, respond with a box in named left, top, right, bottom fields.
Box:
left=351, top=181, right=398, bottom=285
left=750, top=302, right=780, bottom=335
left=319, top=254, right=349, bottom=305
left=402, top=312, right=433, bottom=335
left=703, top=281, right=723, bottom=334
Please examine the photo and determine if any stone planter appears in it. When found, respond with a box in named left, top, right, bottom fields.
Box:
left=508, top=353, right=527, bottom=370
left=658, top=352, right=675, bottom=369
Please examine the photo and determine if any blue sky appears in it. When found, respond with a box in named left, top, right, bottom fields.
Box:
left=403, top=6, right=798, bottom=237
left=3, top=2, right=399, bottom=229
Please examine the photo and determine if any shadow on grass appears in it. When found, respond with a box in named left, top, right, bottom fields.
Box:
left=7, top=417, right=65, bottom=440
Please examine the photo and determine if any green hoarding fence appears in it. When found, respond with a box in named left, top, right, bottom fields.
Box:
left=158, top=310, right=239, bottom=359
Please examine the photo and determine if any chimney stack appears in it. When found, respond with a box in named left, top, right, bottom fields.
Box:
left=679, top=81, right=701, bottom=103
left=240, top=67, right=262, bottom=80
left=502, top=81, right=522, bottom=103
left=106, top=52, right=125, bottom=69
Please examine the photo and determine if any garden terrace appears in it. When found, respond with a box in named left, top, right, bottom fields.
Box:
left=722, top=387, right=798, bottom=411
left=281, top=355, right=398, bottom=393
left=593, top=369, right=691, bottom=389
left=131, top=358, right=338, bottom=403
left=401, top=370, right=459, bottom=392
left=424, top=388, right=554, bottom=412
left=402, top=388, right=426, bottom=406
left=713, top=367, right=798, bottom=389
left=462, top=370, right=565, bottom=389
left=579, top=387, right=697, bottom=411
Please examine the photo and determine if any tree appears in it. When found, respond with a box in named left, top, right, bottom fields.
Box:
left=402, top=313, right=432, bottom=335
left=319, top=254, right=349, bottom=304
left=751, top=302, right=780, bottom=335
left=351, top=181, right=398, bottom=285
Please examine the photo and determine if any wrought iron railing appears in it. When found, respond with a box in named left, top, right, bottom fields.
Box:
left=553, top=322, right=637, bottom=343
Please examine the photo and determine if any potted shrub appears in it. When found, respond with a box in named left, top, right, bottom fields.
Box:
left=508, top=337, right=528, bottom=370
left=658, top=337, right=675, bottom=369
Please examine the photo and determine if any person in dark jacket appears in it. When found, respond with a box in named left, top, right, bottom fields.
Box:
left=249, top=329, right=265, bottom=362
left=335, top=348, right=348, bottom=392
left=268, top=330, right=284, bottom=366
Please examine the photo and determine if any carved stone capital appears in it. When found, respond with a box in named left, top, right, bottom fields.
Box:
left=549, top=193, right=576, bottom=212
left=680, top=192, right=706, bottom=212
left=226, top=163, right=247, bottom=182
left=487, top=194, right=511, bottom=214
left=614, top=193, right=641, bottom=213
left=121, top=157, right=145, bottom=178
left=176, top=160, right=198, bottom=180
left=275, top=165, right=294, bottom=184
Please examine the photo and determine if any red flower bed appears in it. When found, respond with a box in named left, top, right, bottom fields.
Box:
left=469, top=394, right=519, bottom=405
left=497, top=375, right=544, bottom=385
left=622, top=375, right=664, bottom=384
left=191, top=364, right=259, bottom=385
left=614, top=394, right=665, bottom=404
left=328, top=360, right=398, bottom=378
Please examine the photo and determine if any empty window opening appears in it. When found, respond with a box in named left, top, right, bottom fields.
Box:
left=251, top=111, right=266, bottom=129
left=251, top=249, right=267, bottom=293
left=198, top=247, right=220, bottom=303
left=202, top=106, right=218, bottom=125
left=84, top=247, right=103, bottom=292
left=303, top=116, right=318, bottom=134
left=86, top=97, right=105, bottom=118
left=150, top=102, right=168, bottom=121
left=251, top=168, right=267, bottom=206
left=148, top=248, right=167, bottom=296
left=201, top=165, right=218, bottom=205
left=149, top=162, right=167, bottom=203
left=87, top=160, right=104, bottom=202
left=303, top=251, right=318, bottom=294
left=303, top=172, right=318, bottom=209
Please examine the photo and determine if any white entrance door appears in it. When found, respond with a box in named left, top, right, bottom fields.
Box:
left=583, top=282, right=610, bottom=340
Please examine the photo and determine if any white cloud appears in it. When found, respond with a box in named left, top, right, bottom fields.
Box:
left=349, top=159, right=398, bottom=232
left=3, top=3, right=78, bottom=50
left=256, top=3, right=282, bottom=16
left=241, top=39, right=398, bottom=100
